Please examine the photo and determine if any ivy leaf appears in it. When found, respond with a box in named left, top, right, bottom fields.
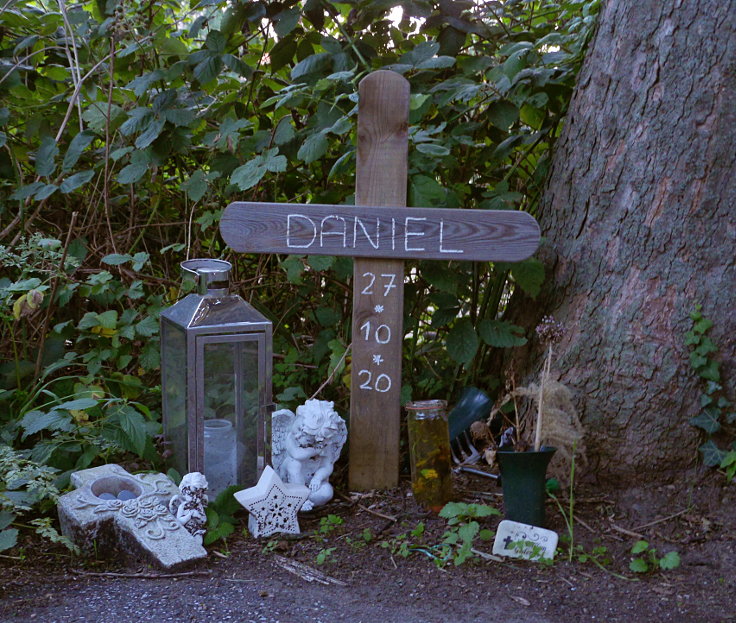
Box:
left=689, top=408, right=721, bottom=434
left=478, top=319, right=527, bottom=347
left=446, top=318, right=479, bottom=365
left=35, top=135, right=59, bottom=177
left=699, top=440, right=726, bottom=467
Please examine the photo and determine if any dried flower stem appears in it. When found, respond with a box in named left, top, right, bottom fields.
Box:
left=534, top=345, right=553, bottom=451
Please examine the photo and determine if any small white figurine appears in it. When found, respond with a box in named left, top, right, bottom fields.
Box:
left=272, top=399, right=347, bottom=511
left=169, top=472, right=208, bottom=544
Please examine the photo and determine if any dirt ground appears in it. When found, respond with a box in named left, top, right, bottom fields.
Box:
left=1, top=467, right=734, bottom=623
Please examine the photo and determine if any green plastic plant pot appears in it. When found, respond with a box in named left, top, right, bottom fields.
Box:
left=496, top=447, right=557, bottom=527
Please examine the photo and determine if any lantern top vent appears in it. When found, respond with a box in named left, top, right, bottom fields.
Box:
left=181, top=258, right=232, bottom=294
left=160, top=258, right=271, bottom=333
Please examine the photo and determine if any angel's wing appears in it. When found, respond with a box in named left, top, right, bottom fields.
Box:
left=327, top=417, right=348, bottom=464
left=271, top=408, right=294, bottom=475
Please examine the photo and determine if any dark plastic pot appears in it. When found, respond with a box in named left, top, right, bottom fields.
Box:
left=496, top=447, right=556, bottom=527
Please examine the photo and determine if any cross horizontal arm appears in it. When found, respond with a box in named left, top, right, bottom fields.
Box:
left=221, top=201, right=540, bottom=262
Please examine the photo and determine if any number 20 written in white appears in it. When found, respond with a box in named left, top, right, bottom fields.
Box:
left=358, top=370, right=392, bottom=393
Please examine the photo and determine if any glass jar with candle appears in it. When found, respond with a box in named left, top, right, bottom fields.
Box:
left=405, top=399, right=453, bottom=512
left=204, top=418, right=237, bottom=496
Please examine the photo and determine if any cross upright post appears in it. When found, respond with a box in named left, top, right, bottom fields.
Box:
left=348, top=70, right=409, bottom=489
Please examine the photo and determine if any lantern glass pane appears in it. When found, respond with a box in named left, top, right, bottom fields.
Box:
left=161, top=322, right=187, bottom=477
left=202, top=338, right=261, bottom=495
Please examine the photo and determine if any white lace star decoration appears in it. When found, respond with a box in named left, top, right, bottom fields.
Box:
left=234, top=466, right=309, bottom=538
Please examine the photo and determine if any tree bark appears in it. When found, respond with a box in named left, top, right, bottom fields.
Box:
left=511, top=0, right=736, bottom=480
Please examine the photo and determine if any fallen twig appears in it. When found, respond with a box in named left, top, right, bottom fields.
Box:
left=334, top=490, right=397, bottom=522
left=223, top=578, right=258, bottom=583
left=71, top=569, right=211, bottom=579
left=610, top=523, right=645, bottom=540
left=272, top=555, right=347, bottom=586
left=470, top=548, right=503, bottom=562
left=357, top=504, right=397, bottom=522
left=572, top=513, right=596, bottom=534
left=632, top=508, right=689, bottom=532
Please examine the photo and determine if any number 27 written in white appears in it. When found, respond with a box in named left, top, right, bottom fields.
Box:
left=360, top=272, right=397, bottom=297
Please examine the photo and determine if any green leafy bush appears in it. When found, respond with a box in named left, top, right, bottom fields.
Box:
left=0, top=444, right=77, bottom=552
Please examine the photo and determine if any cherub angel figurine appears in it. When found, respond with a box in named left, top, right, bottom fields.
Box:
left=169, top=471, right=208, bottom=544
left=272, top=399, right=347, bottom=511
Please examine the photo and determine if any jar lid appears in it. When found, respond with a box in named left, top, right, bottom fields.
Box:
left=405, top=399, right=447, bottom=410
left=405, top=399, right=447, bottom=419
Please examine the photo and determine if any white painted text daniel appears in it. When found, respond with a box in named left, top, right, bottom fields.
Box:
left=285, top=214, right=464, bottom=254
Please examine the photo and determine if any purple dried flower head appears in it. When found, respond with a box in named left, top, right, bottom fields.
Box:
left=536, top=315, right=565, bottom=345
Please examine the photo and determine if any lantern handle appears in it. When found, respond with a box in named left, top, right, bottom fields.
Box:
left=180, top=258, right=232, bottom=294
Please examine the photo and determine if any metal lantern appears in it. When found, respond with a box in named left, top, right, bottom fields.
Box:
left=160, top=259, right=272, bottom=497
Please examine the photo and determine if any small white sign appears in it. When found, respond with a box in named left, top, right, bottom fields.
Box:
left=492, top=520, right=558, bottom=562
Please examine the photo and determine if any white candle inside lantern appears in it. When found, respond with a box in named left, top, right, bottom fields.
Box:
left=204, top=419, right=237, bottom=497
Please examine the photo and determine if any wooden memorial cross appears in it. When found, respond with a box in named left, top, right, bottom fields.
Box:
left=220, top=70, right=540, bottom=490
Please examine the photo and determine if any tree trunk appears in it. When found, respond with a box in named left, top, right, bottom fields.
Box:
left=512, top=0, right=736, bottom=480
